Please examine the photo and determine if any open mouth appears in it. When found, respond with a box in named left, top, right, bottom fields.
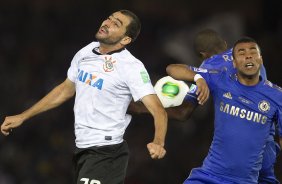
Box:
left=99, top=26, right=108, bottom=34
left=245, top=62, right=254, bottom=68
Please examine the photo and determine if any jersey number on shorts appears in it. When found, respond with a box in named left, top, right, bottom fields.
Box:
left=80, top=178, right=101, bottom=184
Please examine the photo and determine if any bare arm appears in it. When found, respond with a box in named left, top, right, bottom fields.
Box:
left=166, top=64, right=210, bottom=105
left=166, top=64, right=196, bottom=81
left=127, top=101, right=149, bottom=114
left=141, top=94, right=167, bottom=159
left=1, top=78, right=75, bottom=135
left=165, top=101, right=197, bottom=121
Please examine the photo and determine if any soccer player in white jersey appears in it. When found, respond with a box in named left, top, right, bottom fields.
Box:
left=1, top=10, right=168, bottom=184
left=167, top=37, right=282, bottom=184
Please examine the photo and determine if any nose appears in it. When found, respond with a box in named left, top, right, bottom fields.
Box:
left=102, top=19, right=111, bottom=27
left=245, top=53, right=252, bottom=59
left=103, top=19, right=115, bottom=27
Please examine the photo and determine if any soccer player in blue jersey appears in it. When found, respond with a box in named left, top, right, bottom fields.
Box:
left=128, top=29, right=280, bottom=183
left=166, top=37, right=282, bottom=184
left=185, top=29, right=279, bottom=184
left=160, top=29, right=279, bottom=183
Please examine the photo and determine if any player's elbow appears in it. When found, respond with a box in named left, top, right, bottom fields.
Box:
left=166, top=64, right=176, bottom=76
left=175, top=108, right=194, bottom=121
left=175, top=113, right=190, bottom=122
left=166, top=102, right=196, bottom=121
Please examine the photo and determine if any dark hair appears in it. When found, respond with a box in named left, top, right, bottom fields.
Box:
left=119, top=10, right=141, bottom=42
left=193, top=29, right=226, bottom=59
left=232, top=37, right=261, bottom=59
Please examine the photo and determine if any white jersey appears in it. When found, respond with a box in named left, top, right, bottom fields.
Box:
left=67, top=42, right=155, bottom=148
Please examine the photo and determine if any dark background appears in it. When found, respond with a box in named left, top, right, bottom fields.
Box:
left=0, top=0, right=281, bottom=183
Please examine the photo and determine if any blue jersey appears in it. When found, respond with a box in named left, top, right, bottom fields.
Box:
left=196, top=69, right=282, bottom=183
left=190, top=49, right=275, bottom=138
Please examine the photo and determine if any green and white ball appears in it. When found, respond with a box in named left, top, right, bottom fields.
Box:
left=154, top=76, right=189, bottom=108
left=161, top=82, right=180, bottom=98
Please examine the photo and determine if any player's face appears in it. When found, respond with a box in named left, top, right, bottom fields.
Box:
left=233, top=42, right=263, bottom=78
left=95, top=11, right=131, bottom=45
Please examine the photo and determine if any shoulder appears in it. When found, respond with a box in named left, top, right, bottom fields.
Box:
left=223, top=48, right=233, bottom=55
left=261, top=80, right=282, bottom=106
left=74, top=42, right=98, bottom=58
left=201, top=49, right=233, bottom=69
left=263, top=80, right=282, bottom=93
left=113, top=49, right=145, bottom=67
left=79, top=42, right=99, bottom=53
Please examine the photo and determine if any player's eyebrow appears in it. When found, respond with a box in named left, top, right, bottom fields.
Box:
left=237, top=46, right=257, bottom=53
left=249, top=46, right=257, bottom=51
left=237, top=48, right=246, bottom=52
left=111, top=15, right=123, bottom=26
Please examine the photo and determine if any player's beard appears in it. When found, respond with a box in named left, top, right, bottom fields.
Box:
left=238, top=65, right=261, bottom=80
left=95, top=33, right=124, bottom=45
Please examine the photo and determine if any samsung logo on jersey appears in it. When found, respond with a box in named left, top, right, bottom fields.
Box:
left=220, top=102, right=267, bottom=124
left=77, top=69, right=104, bottom=90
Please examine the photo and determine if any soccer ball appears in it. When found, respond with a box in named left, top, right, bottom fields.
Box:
left=154, top=76, right=189, bottom=108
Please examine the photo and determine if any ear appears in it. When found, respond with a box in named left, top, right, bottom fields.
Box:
left=120, top=36, right=132, bottom=46
left=224, top=41, right=228, bottom=50
left=260, top=55, right=263, bottom=64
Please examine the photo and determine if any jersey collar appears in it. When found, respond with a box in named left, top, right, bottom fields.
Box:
left=92, top=47, right=125, bottom=55
left=232, top=73, right=264, bottom=89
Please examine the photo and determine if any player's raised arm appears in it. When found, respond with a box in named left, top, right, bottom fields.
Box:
left=1, top=78, right=75, bottom=136
left=166, top=64, right=209, bottom=105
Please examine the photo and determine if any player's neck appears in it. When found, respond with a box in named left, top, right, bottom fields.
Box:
left=99, top=43, right=124, bottom=54
left=237, top=74, right=260, bottom=86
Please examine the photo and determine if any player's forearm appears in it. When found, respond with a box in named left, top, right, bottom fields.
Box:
left=20, top=79, right=75, bottom=121
left=141, top=94, right=168, bottom=146
left=166, top=102, right=197, bottom=121
left=152, top=108, right=168, bottom=146
left=166, top=64, right=196, bottom=82
left=280, top=137, right=282, bottom=147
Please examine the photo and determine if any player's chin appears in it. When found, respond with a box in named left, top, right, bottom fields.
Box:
left=242, top=68, right=260, bottom=76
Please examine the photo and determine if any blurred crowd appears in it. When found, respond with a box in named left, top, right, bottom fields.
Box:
left=0, top=0, right=281, bottom=183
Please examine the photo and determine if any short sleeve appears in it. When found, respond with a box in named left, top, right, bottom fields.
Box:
left=122, top=62, right=155, bottom=102
left=67, top=51, right=81, bottom=83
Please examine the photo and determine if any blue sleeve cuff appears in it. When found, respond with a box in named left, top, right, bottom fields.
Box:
left=184, top=84, right=198, bottom=104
